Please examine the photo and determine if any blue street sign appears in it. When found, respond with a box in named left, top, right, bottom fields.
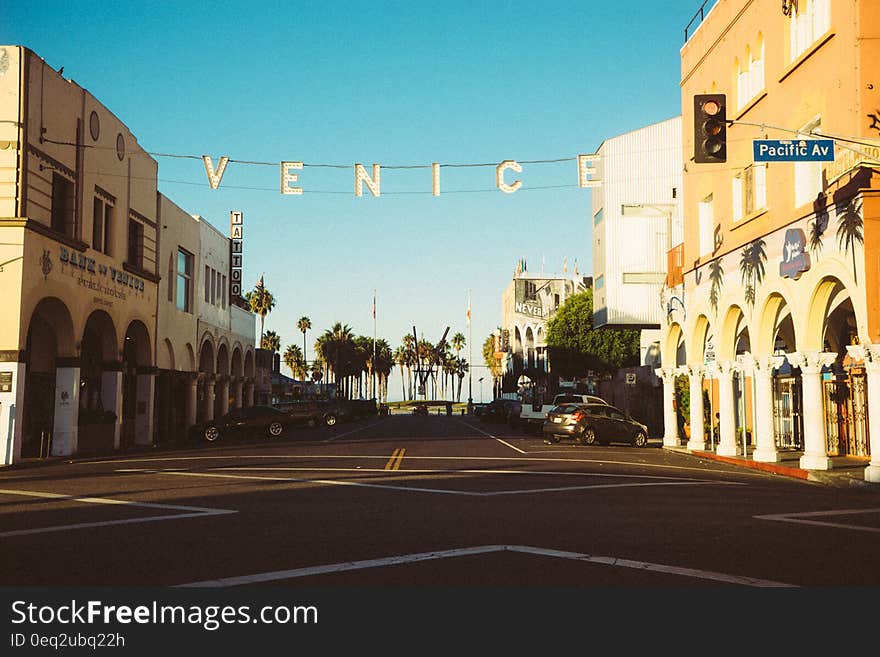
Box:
left=753, top=139, right=835, bottom=162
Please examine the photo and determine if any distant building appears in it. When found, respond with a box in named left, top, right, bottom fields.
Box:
left=498, top=259, right=590, bottom=393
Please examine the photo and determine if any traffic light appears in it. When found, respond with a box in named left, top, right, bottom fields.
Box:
left=694, top=94, right=727, bottom=163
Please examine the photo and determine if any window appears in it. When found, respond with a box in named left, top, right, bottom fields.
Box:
left=92, top=192, right=113, bottom=255
left=732, top=173, right=744, bottom=221
left=790, top=0, right=830, bottom=62
left=595, top=275, right=604, bottom=289
left=204, top=265, right=210, bottom=303
left=736, top=39, right=765, bottom=110
left=795, top=118, right=823, bottom=207
left=593, top=208, right=604, bottom=226
left=221, top=274, right=226, bottom=309
left=210, top=268, right=217, bottom=305
left=51, top=173, right=75, bottom=237
left=699, top=194, right=714, bottom=256
left=176, top=249, right=193, bottom=312
left=733, top=164, right=767, bottom=221
left=127, top=218, right=144, bottom=268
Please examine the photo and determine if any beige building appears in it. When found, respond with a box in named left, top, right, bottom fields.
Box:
left=499, top=261, right=589, bottom=393
left=659, top=1, right=880, bottom=482
left=0, top=45, right=255, bottom=464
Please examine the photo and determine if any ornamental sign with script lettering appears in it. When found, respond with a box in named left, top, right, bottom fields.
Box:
left=202, top=154, right=602, bottom=196
left=230, top=211, right=243, bottom=298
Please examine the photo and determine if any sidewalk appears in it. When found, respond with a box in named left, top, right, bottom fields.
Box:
left=665, top=444, right=878, bottom=489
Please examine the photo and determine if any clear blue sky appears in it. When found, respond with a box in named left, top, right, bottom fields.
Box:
left=3, top=1, right=694, bottom=400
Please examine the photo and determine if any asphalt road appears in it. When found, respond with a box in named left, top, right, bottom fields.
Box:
left=2, top=413, right=880, bottom=588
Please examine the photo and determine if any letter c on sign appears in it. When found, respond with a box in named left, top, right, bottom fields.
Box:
left=496, top=160, right=522, bottom=194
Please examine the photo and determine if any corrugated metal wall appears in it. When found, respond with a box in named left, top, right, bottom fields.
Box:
left=591, top=116, right=683, bottom=327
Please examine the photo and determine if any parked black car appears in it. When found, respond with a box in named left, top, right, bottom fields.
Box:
left=480, top=398, right=519, bottom=424
left=277, top=401, right=327, bottom=428
left=189, top=405, right=290, bottom=443
left=412, top=403, right=429, bottom=416
left=542, top=402, right=649, bottom=447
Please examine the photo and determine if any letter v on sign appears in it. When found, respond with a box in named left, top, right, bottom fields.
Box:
left=202, top=155, right=230, bottom=189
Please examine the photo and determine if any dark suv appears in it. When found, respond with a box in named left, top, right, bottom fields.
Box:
left=189, top=405, right=290, bottom=443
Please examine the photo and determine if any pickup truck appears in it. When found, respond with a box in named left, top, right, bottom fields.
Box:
left=516, top=393, right=608, bottom=432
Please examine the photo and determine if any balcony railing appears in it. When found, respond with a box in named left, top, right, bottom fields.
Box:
left=667, top=243, right=684, bottom=288
left=684, top=0, right=718, bottom=43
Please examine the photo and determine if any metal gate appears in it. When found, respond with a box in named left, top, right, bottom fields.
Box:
left=773, top=375, right=802, bottom=450
left=822, top=369, right=869, bottom=457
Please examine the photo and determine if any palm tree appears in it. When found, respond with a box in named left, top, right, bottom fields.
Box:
left=455, top=357, right=468, bottom=402
left=836, top=199, right=864, bottom=284
left=316, top=323, right=355, bottom=398
left=261, top=330, right=281, bottom=353
left=297, top=316, right=311, bottom=365
left=393, top=346, right=406, bottom=401
left=708, top=259, right=724, bottom=316
left=283, top=344, right=302, bottom=377
left=482, top=333, right=503, bottom=399
left=245, top=279, right=275, bottom=346
left=809, top=218, right=825, bottom=258
left=739, top=238, right=767, bottom=309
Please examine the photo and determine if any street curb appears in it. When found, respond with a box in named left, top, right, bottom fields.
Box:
left=666, top=446, right=878, bottom=489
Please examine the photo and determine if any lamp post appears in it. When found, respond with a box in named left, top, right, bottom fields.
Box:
left=478, top=377, right=484, bottom=403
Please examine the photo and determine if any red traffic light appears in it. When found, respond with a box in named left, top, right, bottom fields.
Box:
left=694, top=94, right=727, bottom=163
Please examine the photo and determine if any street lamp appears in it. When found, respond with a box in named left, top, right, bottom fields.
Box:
left=478, top=377, right=484, bottom=403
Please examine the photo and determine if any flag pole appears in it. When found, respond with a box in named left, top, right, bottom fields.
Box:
left=372, top=289, right=377, bottom=402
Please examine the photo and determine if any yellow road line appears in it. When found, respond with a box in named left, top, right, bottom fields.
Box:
left=384, top=448, right=405, bottom=470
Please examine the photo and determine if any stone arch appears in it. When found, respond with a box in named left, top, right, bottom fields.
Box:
left=687, top=314, right=713, bottom=366
left=184, top=343, right=196, bottom=372
left=216, top=343, right=230, bottom=377
left=21, top=298, right=76, bottom=457
left=122, top=320, right=152, bottom=367
left=199, top=339, right=215, bottom=375
left=25, top=297, right=76, bottom=363
left=755, top=290, right=797, bottom=356
left=718, top=305, right=750, bottom=362
left=244, top=349, right=255, bottom=378
left=231, top=346, right=243, bottom=378
left=160, top=338, right=175, bottom=371
left=663, top=322, right=686, bottom=367
left=804, top=276, right=853, bottom=352
left=524, top=326, right=535, bottom=369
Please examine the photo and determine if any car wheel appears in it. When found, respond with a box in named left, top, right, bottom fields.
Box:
left=203, top=425, right=220, bottom=443
left=325, top=413, right=338, bottom=427
left=580, top=427, right=598, bottom=446
left=632, top=431, right=648, bottom=448
left=267, top=421, right=284, bottom=438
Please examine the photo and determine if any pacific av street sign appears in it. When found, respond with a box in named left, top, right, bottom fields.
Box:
left=753, top=139, right=835, bottom=162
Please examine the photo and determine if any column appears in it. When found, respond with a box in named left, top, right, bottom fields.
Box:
left=245, top=377, right=255, bottom=407
left=202, top=374, right=216, bottom=422
left=854, top=344, right=880, bottom=483
left=232, top=377, right=244, bottom=409
left=655, top=367, right=680, bottom=447
left=788, top=351, right=837, bottom=470
left=216, top=375, right=230, bottom=418
left=685, top=365, right=705, bottom=451
left=0, top=361, right=27, bottom=465
left=185, top=373, right=199, bottom=431
left=716, top=360, right=739, bottom=456
left=101, top=367, right=123, bottom=450
left=135, top=369, right=156, bottom=447
left=51, top=363, right=81, bottom=456
left=751, top=355, right=786, bottom=463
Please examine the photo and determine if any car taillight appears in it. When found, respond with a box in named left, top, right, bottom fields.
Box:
left=571, top=411, right=586, bottom=422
